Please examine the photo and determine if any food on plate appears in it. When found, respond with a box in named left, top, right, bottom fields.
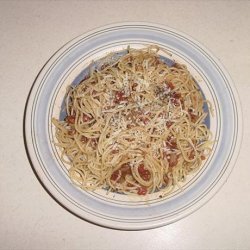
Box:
left=52, top=46, right=213, bottom=196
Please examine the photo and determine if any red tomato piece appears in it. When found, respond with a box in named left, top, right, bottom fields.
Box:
left=114, top=91, right=127, bottom=103
left=166, top=121, right=173, bottom=128
left=201, top=155, right=206, bottom=160
left=138, top=164, right=151, bottom=181
left=168, top=153, right=178, bottom=168
left=82, top=114, right=92, bottom=122
left=138, top=164, right=146, bottom=174
left=120, top=163, right=132, bottom=175
left=81, top=136, right=88, bottom=143
left=137, top=186, right=147, bottom=195
left=111, top=171, right=119, bottom=181
left=167, top=82, right=175, bottom=90
left=66, top=115, right=75, bottom=124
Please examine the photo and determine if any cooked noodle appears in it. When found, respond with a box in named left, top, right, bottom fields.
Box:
left=52, top=46, right=213, bottom=196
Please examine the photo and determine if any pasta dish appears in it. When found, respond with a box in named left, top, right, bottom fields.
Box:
left=52, top=46, right=213, bottom=197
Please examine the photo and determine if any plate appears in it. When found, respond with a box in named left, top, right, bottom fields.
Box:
left=24, top=22, right=242, bottom=230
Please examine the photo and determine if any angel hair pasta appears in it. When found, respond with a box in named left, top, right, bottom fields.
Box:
left=52, top=46, right=213, bottom=197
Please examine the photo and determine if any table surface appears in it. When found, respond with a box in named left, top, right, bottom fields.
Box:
left=1, top=1, right=249, bottom=249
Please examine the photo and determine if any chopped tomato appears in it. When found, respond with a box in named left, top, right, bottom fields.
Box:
left=171, top=92, right=181, bottom=106
left=189, top=150, right=196, bottom=160
left=168, top=82, right=175, bottom=90
left=138, top=164, right=151, bottom=181
left=111, top=171, right=119, bottom=181
left=172, top=92, right=181, bottom=99
left=166, top=136, right=177, bottom=150
left=201, top=155, right=206, bottom=160
left=68, top=129, right=75, bottom=136
left=66, top=115, right=75, bottom=124
left=89, top=138, right=99, bottom=149
left=139, top=116, right=150, bottom=125
left=111, top=163, right=132, bottom=183
left=138, top=164, right=146, bottom=174
left=190, top=113, right=198, bottom=122
left=82, top=114, right=92, bottom=122
left=80, top=136, right=88, bottom=143
left=111, top=149, right=119, bottom=154
left=172, top=99, right=180, bottom=106
left=166, top=121, right=173, bottom=128
left=114, top=91, right=127, bottom=103
left=141, top=173, right=150, bottom=181
left=120, top=163, right=132, bottom=175
left=167, top=153, right=178, bottom=168
left=137, top=186, right=147, bottom=195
